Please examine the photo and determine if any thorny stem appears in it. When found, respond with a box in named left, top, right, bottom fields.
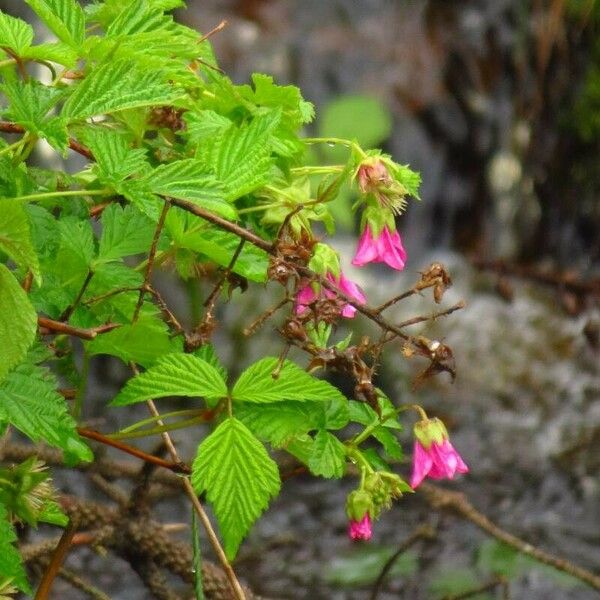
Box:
left=133, top=200, right=170, bottom=323
left=421, top=483, right=600, bottom=591
left=243, top=297, right=290, bottom=336
left=34, top=519, right=78, bottom=600
left=394, top=300, right=466, bottom=329
left=108, top=415, right=214, bottom=440
left=140, top=395, right=247, bottom=600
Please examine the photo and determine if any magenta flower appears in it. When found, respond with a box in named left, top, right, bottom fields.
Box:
left=410, top=438, right=469, bottom=489
left=348, top=513, right=372, bottom=541
left=352, top=224, right=407, bottom=271
left=294, top=272, right=366, bottom=318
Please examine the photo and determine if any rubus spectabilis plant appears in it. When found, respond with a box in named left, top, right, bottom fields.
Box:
left=0, top=1, right=467, bottom=597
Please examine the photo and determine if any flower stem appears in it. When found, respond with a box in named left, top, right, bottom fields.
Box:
left=290, top=165, right=345, bottom=176
left=302, top=137, right=367, bottom=158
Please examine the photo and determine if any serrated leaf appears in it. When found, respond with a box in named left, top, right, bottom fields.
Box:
left=142, top=159, right=234, bottom=218
left=308, top=430, right=346, bottom=479
left=192, top=344, right=227, bottom=381
left=192, top=417, right=280, bottom=558
left=83, top=127, right=149, bottom=183
left=0, top=362, right=91, bottom=461
left=111, top=353, right=227, bottom=406
left=0, top=11, right=34, bottom=55
left=232, top=357, right=347, bottom=404
left=87, top=314, right=181, bottom=367
left=1, top=80, right=68, bottom=152
left=0, top=200, right=40, bottom=283
left=0, top=265, right=36, bottom=383
left=57, top=216, right=94, bottom=268
left=97, top=204, right=155, bottom=262
left=22, top=42, right=78, bottom=67
left=106, top=0, right=170, bottom=37
left=172, top=218, right=268, bottom=283
left=24, top=0, right=85, bottom=48
left=0, top=504, right=29, bottom=593
left=62, top=60, right=183, bottom=120
left=372, top=428, right=403, bottom=460
left=183, top=110, right=232, bottom=144
left=201, top=111, right=280, bottom=201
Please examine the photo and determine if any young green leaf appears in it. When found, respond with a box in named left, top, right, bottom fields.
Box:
left=24, top=0, right=85, bottom=48
left=0, top=362, right=92, bottom=461
left=0, top=200, right=40, bottom=283
left=87, top=314, right=182, bottom=367
left=200, top=110, right=280, bottom=201
left=0, top=264, right=36, bottom=383
left=111, top=353, right=227, bottom=406
left=105, top=0, right=170, bottom=37
left=83, top=127, right=149, bottom=183
left=232, top=357, right=347, bottom=403
left=22, top=41, right=78, bottom=67
left=171, top=218, right=269, bottom=283
left=183, top=110, right=232, bottom=145
left=62, top=60, right=183, bottom=120
left=0, top=504, right=30, bottom=594
left=141, top=159, right=234, bottom=219
left=97, top=204, right=155, bottom=262
left=2, top=80, right=68, bottom=152
left=0, top=11, right=34, bottom=55
left=308, top=430, right=346, bottom=479
left=191, top=417, right=280, bottom=559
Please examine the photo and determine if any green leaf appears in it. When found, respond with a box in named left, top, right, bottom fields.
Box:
left=325, top=546, right=418, bottom=586
left=111, top=353, right=227, bottom=406
left=24, top=0, right=84, bottom=48
left=97, top=204, right=155, bottom=262
left=171, top=217, right=268, bottom=283
left=0, top=504, right=29, bottom=593
left=372, top=428, right=403, bottom=460
left=232, top=357, right=347, bottom=404
left=62, top=60, right=183, bottom=119
left=0, top=264, right=36, bottom=383
left=57, top=216, right=94, bottom=268
left=0, top=199, right=40, bottom=283
left=319, top=95, right=392, bottom=160
left=142, top=159, right=234, bottom=219
left=0, top=11, right=34, bottom=55
left=428, top=568, right=490, bottom=600
left=308, top=429, right=346, bottom=478
left=192, top=344, right=227, bottom=381
left=22, top=42, right=78, bottom=67
left=191, top=417, right=280, bottom=558
left=87, top=314, right=181, bottom=367
left=2, top=80, right=68, bottom=152
left=0, top=362, right=92, bottom=461
left=105, top=0, right=170, bottom=37
left=83, top=127, right=149, bottom=183
left=183, top=110, right=232, bottom=144
left=236, top=401, right=315, bottom=447
left=201, top=111, right=280, bottom=201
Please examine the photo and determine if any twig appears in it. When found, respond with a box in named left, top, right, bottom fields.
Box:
left=58, top=567, right=111, bottom=600
left=375, top=287, right=422, bottom=313
left=420, top=483, right=600, bottom=591
left=243, top=297, right=290, bottom=336
left=60, top=269, right=94, bottom=321
left=199, top=20, right=228, bottom=43
left=38, top=317, right=120, bottom=340
left=394, top=300, right=466, bottom=329
left=34, top=519, right=78, bottom=600
left=133, top=200, right=170, bottom=323
left=369, top=524, right=436, bottom=600
left=77, top=427, right=191, bottom=474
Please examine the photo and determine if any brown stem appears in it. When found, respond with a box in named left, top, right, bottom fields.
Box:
left=394, top=300, right=466, bottom=329
left=34, top=519, right=78, bottom=600
left=243, top=297, right=290, bottom=336
left=133, top=200, right=170, bottom=323
left=38, top=317, right=120, bottom=340
left=421, top=483, right=600, bottom=591
left=60, top=269, right=94, bottom=321
left=76, top=428, right=191, bottom=475
left=370, top=524, right=436, bottom=600
left=375, top=287, right=423, bottom=313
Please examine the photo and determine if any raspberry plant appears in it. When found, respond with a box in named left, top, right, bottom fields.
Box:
left=0, top=1, right=467, bottom=597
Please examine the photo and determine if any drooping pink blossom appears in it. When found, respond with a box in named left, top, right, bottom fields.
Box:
left=352, top=224, right=407, bottom=271
left=348, top=513, right=372, bottom=541
left=410, top=438, right=469, bottom=489
left=294, top=272, right=366, bottom=318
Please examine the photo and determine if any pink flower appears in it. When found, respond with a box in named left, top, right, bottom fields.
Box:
left=410, top=438, right=469, bottom=489
left=352, top=225, right=407, bottom=271
left=294, top=272, right=366, bottom=318
left=348, top=513, right=372, bottom=541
